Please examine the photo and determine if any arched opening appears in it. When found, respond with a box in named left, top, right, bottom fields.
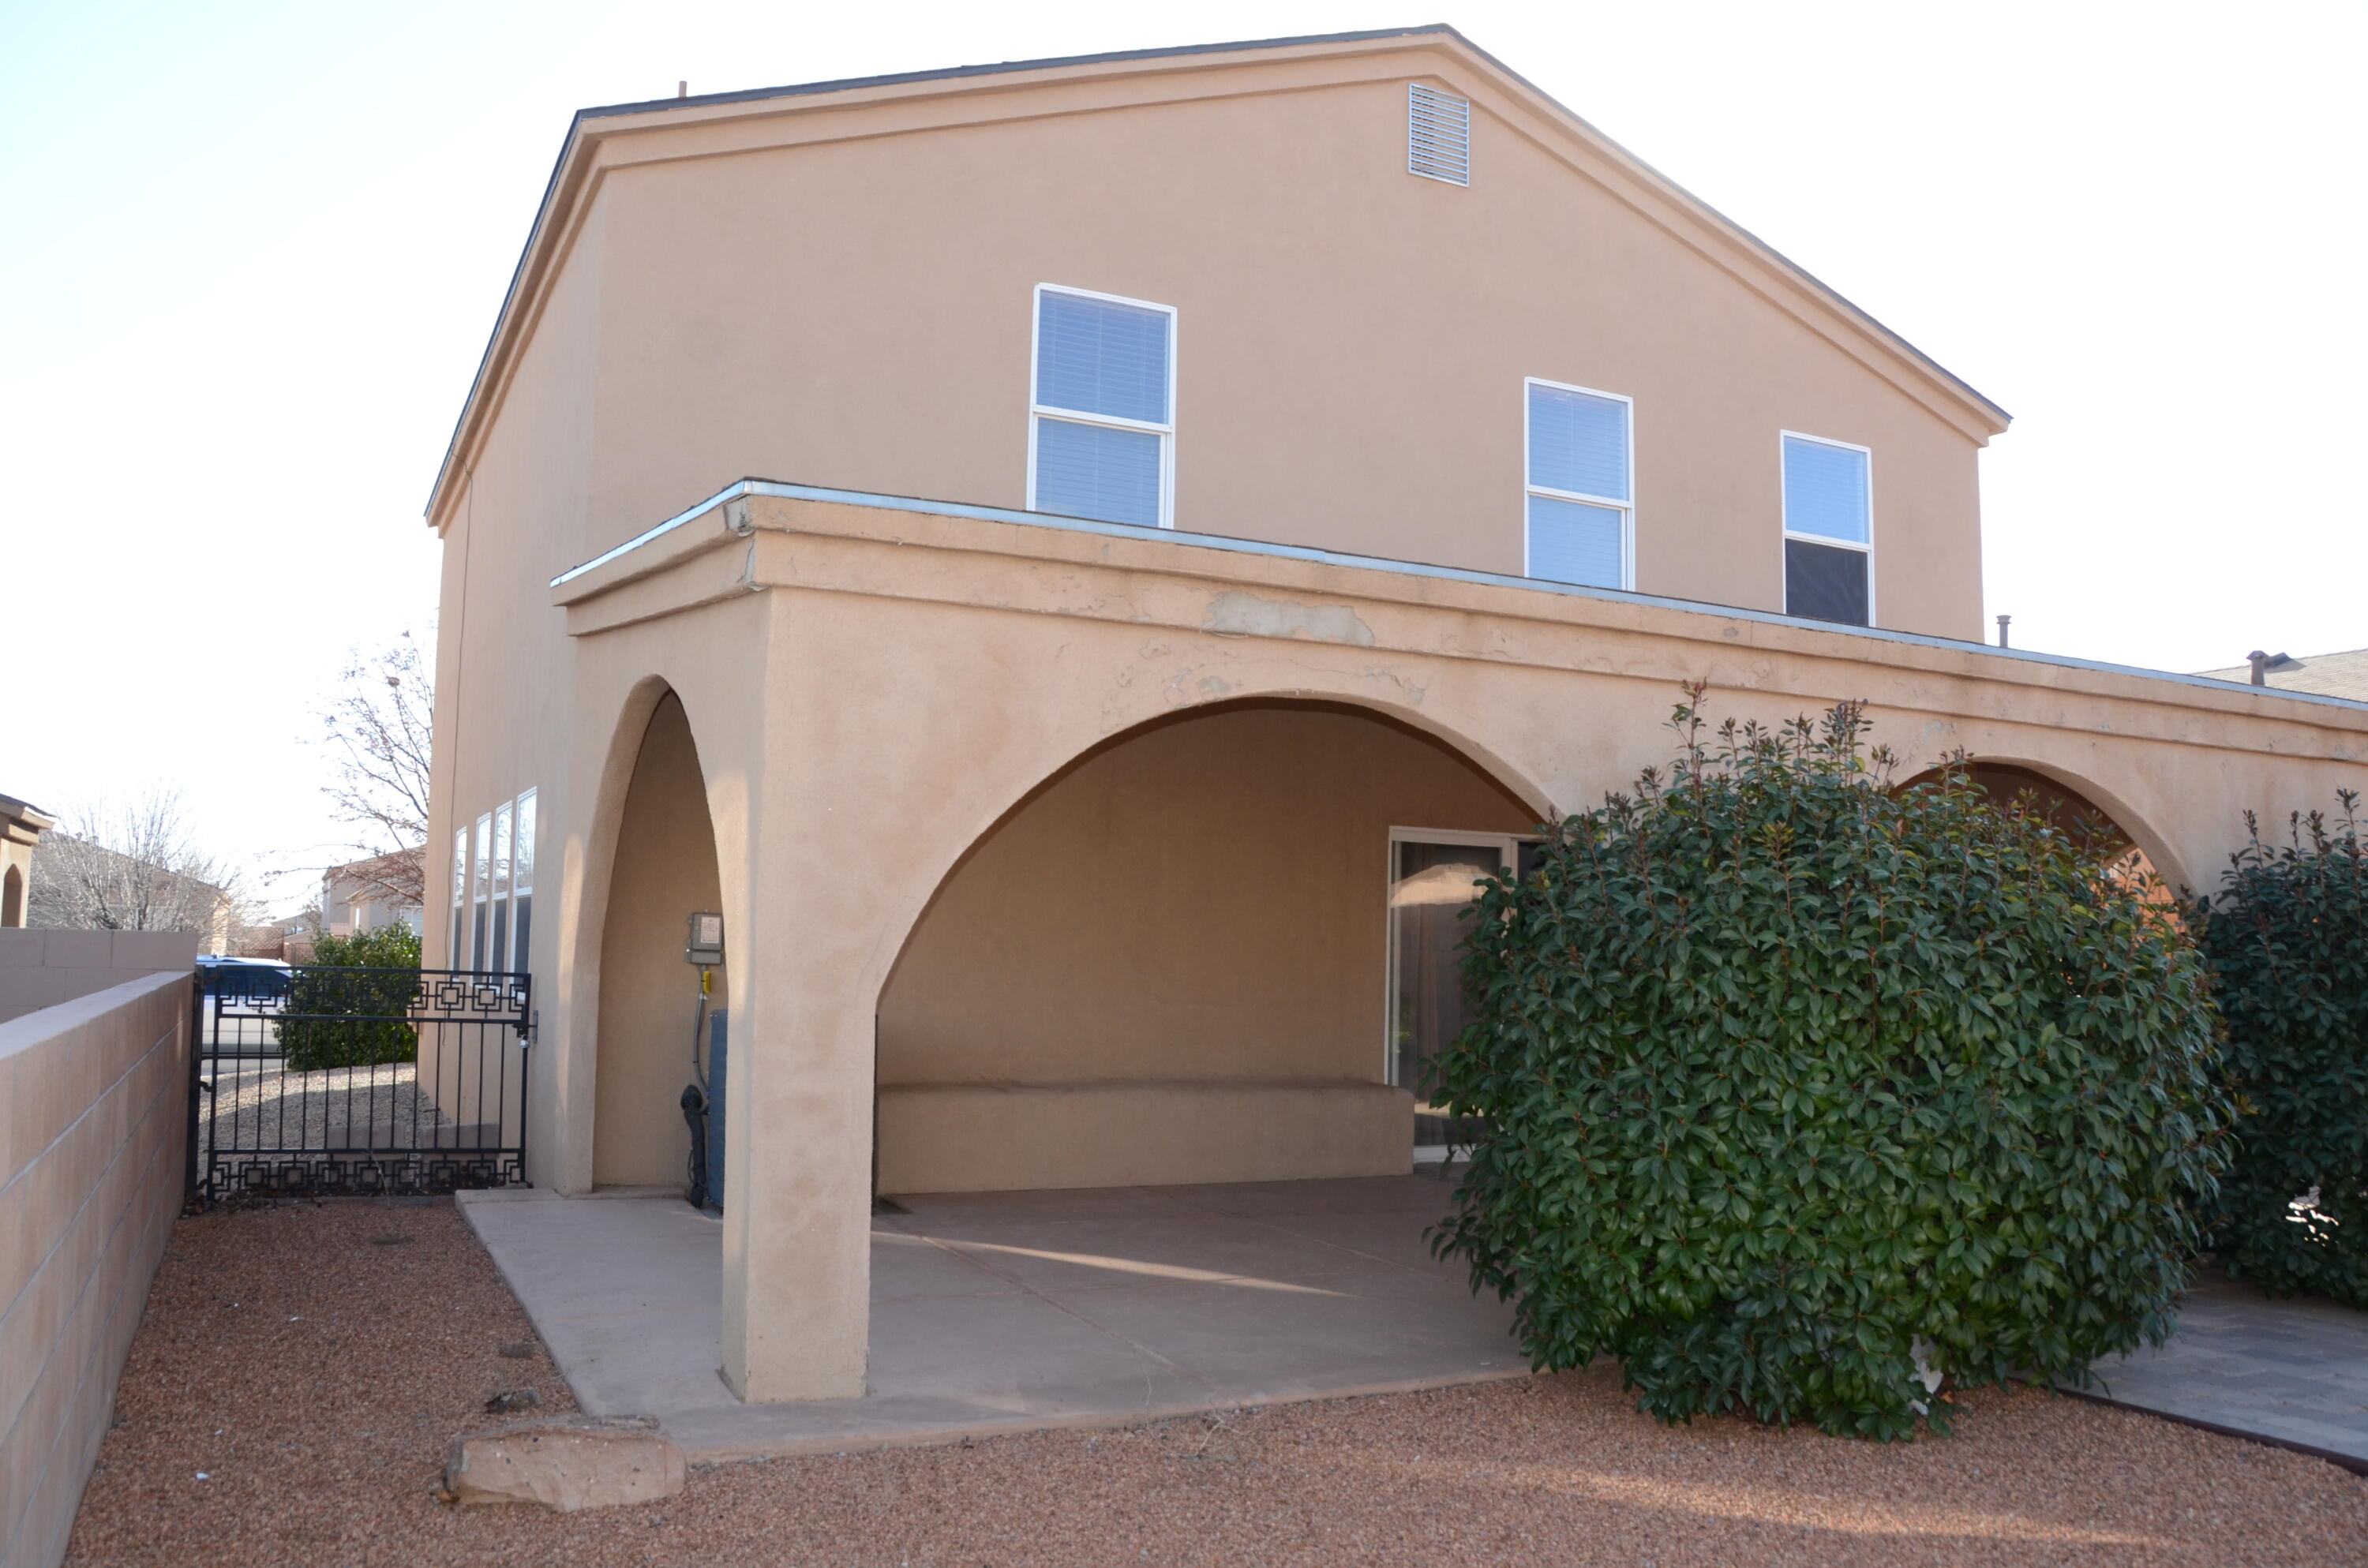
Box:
left=1, top=863, right=21, bottom=927
left=593, top=690, right=728, bottom=1188
left=1898, top=761, right=2172, bottom=898
left=875, top=698, right=1540, bottom=1195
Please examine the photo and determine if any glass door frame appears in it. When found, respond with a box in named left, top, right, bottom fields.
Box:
left=1383, top=827, right=1534, bottom=1158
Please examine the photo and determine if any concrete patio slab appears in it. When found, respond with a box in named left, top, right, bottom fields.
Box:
left=458, top=1176, right=1526, bottom=1460
left=2076, top=1270, right=2368, bottom=1471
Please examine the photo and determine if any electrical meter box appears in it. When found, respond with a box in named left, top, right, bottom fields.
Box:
left=685, top=911, right=725, bottom=967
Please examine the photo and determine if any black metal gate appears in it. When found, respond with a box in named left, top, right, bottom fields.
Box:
left=185, top=964, right=532, bottom=1205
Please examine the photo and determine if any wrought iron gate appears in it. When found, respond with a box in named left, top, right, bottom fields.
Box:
left=185, top=964, right=532, bottom=1204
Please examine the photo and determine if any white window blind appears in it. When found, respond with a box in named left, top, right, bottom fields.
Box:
left=1030, top=286, right=1175, bottom=529
left=1526, top=380, right=1633, bottom=590
left=1408, top=84, right=1470, bottom=185
left=1782, top=432, right=1873, bottom=626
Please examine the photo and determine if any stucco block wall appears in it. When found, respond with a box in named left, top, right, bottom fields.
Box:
left=0, top=972, right=191, bottom=1568
left=0, top=931, right=200, bottom=1027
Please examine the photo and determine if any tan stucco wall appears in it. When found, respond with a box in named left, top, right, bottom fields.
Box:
left=418, top=30, right=2010, bottom=1252
left=876, top=1081, right=1414, bottom=1194
left=522, top=488, right=2368, bottom=1402
left=432, top=34, right=1995, bottom=641
left=0, top=972, right=190, bottom=1568
left=592, top=693, right=725, bottom=1188
left=879, top=702, right=1532, bottom=1089
left=0, top=931, right=199, bottom=1027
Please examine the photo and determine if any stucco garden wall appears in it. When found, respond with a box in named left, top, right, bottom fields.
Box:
left=0, top=932, right=199, bottom=1027
left=0, top=972, right=191, bottom=1568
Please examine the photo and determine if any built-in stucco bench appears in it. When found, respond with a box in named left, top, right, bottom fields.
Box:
left=873, top=1080, right=1415, bottom=1194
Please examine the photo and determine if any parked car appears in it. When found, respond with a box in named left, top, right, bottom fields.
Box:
left=194, top=952, right=291, bottom=1000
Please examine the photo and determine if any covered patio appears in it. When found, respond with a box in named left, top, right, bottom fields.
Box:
left=458, top=1177, right=1524, bottom=1459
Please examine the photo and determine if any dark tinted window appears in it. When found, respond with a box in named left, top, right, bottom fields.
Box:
left=1785, top=539, right=1869, bottom=626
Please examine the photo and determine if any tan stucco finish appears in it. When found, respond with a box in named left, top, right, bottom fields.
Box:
left=417, top=32, right=2366, bottom=1412
left=489, top=488, right=2368, bottom=1403
left=880, top=702, right=1530, bottom=1088
left=593, top=694, right=725, bottom=1188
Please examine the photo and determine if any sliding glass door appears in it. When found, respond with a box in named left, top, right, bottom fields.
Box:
left=1387, top=832, right=1521, bottom=1158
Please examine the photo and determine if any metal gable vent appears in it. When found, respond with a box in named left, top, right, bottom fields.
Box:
left=1407, top=82, right=1470, bottom=185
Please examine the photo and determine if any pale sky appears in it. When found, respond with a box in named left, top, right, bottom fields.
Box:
left=2, top=0, right=2361, bottom=901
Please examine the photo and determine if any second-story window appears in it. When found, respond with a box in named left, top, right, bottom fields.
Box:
left=1782, top=432, right=1873, bottom=626
left=1526, top=379, right=1632, bottom=589
left=1030, top=284, right=1175, bottom=529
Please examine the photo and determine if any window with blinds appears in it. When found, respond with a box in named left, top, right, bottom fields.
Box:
left=1782, top=433, right=1873, bottom=626
left=1029, top=285, right=1175, bottom=529
left=1526, top=380, right=1632, bottom=589
left=1408, top=83, right=1470, bottom=185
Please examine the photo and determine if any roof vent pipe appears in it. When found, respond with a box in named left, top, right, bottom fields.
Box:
left=1995, top=614, right=2010, bottom=648
left=2247, top=649, right=2301, bottom=686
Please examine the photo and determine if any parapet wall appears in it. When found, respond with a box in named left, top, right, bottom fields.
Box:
left=0, top=971, right=192, bottom=1568
left=0, top=932, right=199, bottom=1027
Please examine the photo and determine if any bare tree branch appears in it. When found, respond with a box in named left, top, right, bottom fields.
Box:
left=317, top=629, right=433, bottom=907
left=28, top=789, right=246, bottom=939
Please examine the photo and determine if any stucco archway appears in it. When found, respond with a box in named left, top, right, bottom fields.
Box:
left=590, top=687, right=729, bottom=1188
left=872, top=696, right=1546, bottom=1195
left=1898, top=757, right=2186, bottom=895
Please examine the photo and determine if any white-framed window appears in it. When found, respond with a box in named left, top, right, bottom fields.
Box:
left=490, top=799, right=514, bottom=973
left=448, top=828, right=466, bottom=967
left=1781, top=432, right=1874, bottom=627
left=469, top=812, right=493, bottom=969
left=1028, top=283, right=1175, bottom=530
left=1525, top=378, right=1633, bottom=590
left=509, top=788, right=537, bottom=973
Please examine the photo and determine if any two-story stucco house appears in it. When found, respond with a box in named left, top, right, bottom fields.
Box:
left=423, top=26, right=2368, bottom=1403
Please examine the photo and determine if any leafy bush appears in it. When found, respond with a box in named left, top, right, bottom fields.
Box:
left=2198, top=794, right=2368, bottom=1306
left=279, top=922, right=422, bottom=1072
left=1431, top=688, right=2231, bottom=1439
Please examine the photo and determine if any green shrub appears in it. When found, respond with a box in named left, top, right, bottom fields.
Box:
left=279, top=923, right=422, bottom=1072
left=1430, top=687, right=2231, bottom=1439
left=2198, top=794, right=2368, bottom=1307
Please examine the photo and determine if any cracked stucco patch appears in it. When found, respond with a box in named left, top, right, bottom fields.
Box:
left=1201, top=590, right=1375, bottom=648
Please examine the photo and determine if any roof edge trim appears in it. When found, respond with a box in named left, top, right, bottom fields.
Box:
left=552, top=477, right=2364, bottom=718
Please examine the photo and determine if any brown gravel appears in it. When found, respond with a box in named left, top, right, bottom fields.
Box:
left=66, top=1203, right=2368, bottom=1567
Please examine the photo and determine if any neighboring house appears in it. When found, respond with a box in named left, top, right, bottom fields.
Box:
left=422, top=27, right=2368, bottom=1402
left=24, top=832, right=235, bottom=953
left=0, top=792, right=52, bottom=927
left=2195, top=647, right=2368, bottom=702
left=320, top=848, right=426, bottom=941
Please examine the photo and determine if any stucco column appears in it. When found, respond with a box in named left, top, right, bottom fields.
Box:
left=717, top=591, right=877, bottom=1402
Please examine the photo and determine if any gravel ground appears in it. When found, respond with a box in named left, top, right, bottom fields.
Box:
left=201, top=1061, right=463, bottom=1153
left=66, top=1203, right=2368, bottom=1567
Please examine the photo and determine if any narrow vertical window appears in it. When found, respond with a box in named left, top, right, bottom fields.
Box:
left=1782, top=432, right=1873, bottom=626
left=449, top=828, right=466, bottom=968
left=1526, top=380, right=1632, bottom=589
left=470, top=812, right=492, bottom=970
left=1029, top=285, right=1175, bottom=529
left=490, top=801, right=513, bottom=973
left=511, top=788, right=537, bottom=975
